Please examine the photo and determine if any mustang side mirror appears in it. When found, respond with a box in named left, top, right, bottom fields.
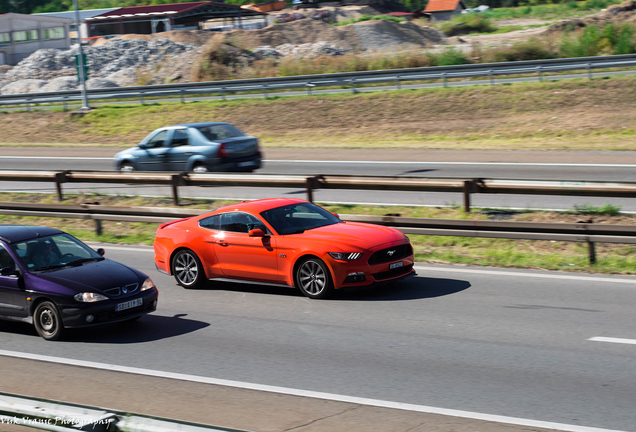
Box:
left=248, top=229, right=266, bottom=237
left=332, top=212, right=340, bottom=219
left=96, top=248, right=105, bottom=256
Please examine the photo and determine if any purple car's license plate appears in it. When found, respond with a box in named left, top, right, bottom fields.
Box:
left=116, top=298, right=143, bottom=312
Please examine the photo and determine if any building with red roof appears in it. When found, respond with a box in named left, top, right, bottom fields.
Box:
left=424, top=0, right=467, bottom=21
left=84, top=1, right=267, bottom=36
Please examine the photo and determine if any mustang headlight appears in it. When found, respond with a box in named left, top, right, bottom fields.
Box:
left=141, top=277, right=156, bottom=291
left=74, top=292, right=109, bottom=302
left=328, top=252, right=362, bottom=261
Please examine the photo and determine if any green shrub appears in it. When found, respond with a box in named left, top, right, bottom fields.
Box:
left=439, top=13, right=498, bottom=36
left=487, top=39, right=556, bottom=62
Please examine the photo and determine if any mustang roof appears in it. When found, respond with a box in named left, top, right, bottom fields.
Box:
left=214, top=198, right=306, bottom=214
left=0, top=225, right=63, bottom=243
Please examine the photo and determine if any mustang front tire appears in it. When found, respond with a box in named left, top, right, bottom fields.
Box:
left=172, top=249, right=207, bottom=289
left=295, top=257, right=333, bottom=299
left=34, top=301, right=64, bottom=341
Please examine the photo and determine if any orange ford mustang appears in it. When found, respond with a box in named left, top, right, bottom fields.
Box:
left=153, top=198, right=415, bottom=298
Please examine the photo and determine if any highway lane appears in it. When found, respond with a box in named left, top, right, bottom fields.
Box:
left=0, top=244, right=635, bottom=431
left=1, top=152, right=635, bottom=210
left=2, top=155, right=636, bottom=181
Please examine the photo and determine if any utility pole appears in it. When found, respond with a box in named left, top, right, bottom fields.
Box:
left=73, top=0, right=90, bottom=111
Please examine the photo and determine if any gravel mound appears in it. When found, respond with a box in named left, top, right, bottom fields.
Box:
left=4, top=38, right=198, bottom=83
left=274, top=41, right=349, bottom=56
left=353, top=20, right=446, bottom=50
left=1, top=79, right=47, bottom=95
left=41, top=76, right=79, bottom=92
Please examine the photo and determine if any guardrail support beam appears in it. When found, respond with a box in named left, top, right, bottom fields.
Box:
left=588, top=241, right=596, bottom=264
left=54, top=172, right=68, bottom=201
left=306, top=176, right=321, bottom=203
left=463, top=181, right=471, bottom=213
left=171, top=173, right=187, bottom=206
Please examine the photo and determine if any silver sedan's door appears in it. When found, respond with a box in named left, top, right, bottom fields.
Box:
left=137, top=130, right=172, bottom=171
left=165, top=128, right=192, bottom=171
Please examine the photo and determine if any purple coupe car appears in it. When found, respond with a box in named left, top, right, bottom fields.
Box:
left=0, top=226, right=158, bottom=340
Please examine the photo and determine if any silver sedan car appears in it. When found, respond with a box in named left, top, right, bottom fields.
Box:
left=113, top=122, right=262, bottom=172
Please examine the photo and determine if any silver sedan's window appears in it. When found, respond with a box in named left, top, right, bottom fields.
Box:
left=171, top=129, right=189, bottom=147
left=146, top=130, right=169, bottom=148
left=196, top=125, right=244, bottom=141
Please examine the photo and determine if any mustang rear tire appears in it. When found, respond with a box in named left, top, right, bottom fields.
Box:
left=295, top=257, right=333, bottom=299
left=172, top=249, right=207, bottom=289
left=34, top=301, right=64, bottom=341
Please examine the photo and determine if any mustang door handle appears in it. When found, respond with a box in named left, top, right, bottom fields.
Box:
left=216, top=241, right=228, bottom=246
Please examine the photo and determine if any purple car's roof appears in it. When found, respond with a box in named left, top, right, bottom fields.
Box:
left=0, top=225, right=63, bottom=243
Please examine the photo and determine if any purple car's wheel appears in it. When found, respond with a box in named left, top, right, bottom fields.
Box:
left=295, top=257, right=333, bottom=299
left=34, top=301, right=64, bottom=341
left=172, top=250, right=206, bottom=289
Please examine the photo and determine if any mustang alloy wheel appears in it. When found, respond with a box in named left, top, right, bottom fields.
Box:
left=33, top=301, right=64, bottom=341
left=173, top=249, right=206, bottom=289
left=296, top=257, right=333, bottom=299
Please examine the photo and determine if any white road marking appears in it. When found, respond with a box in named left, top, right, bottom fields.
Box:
left=2, top=156, right=635, bottom=168
left=0, top=156, right=111, bottom=160
left=588, top=337, right=636, bottom=345
left=0, top=349, right=625, bottom=432
left=415, top=265, right=636, bottom=284
left=265, top=160, right=636, bottom=168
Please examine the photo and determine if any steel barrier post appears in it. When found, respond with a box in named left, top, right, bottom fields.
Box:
left=588, top=241, right=596, bottom=264
left=489, top=70, right=494, bottom=86
left=537, top=66, right=543, bottom=82
left=306, top=83, right=315, bottom=95
left=180, top=90, right=185, bottom=103
left=140, top=91, right=144, bottom=104
left=396, top=78, right=401, bottom=89
left=463, top=180, right=471, bottom=213
left=350, top=79, right=357, bottom=94
left=442, top=73, right=447, bottom=88
left=171, top=174, right=184, bottom=206
left=95, top=219, right=103, bottom=235
left=221, top=88, right=226, bottom=101
left=587, top=63, right=592, bottom=80
left=54, top=172, right=68, bottom=201
left=264, top=85, right=268, bottom=98
left=63, top=97, right=68, bottom=111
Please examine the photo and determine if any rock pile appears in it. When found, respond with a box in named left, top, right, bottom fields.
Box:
left=274, top=41, right=349, bottom=57
left=0, top=38, right=199, bottom=93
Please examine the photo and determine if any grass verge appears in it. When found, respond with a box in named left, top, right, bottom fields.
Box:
left=3, top=192, right=635, bottom=276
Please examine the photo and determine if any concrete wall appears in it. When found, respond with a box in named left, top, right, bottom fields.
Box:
left=0, top=13, right=72, bottom=65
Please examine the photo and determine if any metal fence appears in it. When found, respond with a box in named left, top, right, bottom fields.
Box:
left=0, top=200, right=634, bottom=263
left=2, top=169, right=634, bottom=212
left=2, top=54, right=636, bottom=108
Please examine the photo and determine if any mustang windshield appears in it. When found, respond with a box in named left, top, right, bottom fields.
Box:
left=261, top=203, right=342, bottom=235
left=11, top=233, right=103, bottom=272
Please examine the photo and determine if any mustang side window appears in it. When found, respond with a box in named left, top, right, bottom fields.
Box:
left=220, top=213, right=267, bottom=234
left=199, top=215, right=220, bottom=230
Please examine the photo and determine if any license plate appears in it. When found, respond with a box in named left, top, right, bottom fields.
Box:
left=116, top=298, right=143, bottom=312
left=389, top=261, right=404, bottom=270
left=237, top=161, right=255, bottom=167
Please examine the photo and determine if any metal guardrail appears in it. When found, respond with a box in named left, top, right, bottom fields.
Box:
left=0, top=391, right=249, bottom=432
left=1, top=54, right=636, bottom=107
left=3, top=170, right=635, bottom=212
left=0, top=201, right=633, bottom=263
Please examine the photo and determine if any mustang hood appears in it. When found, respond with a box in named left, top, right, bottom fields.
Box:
left=298, top=222, right=407, bottom=250
left=35, top=259, right=142, bottom=293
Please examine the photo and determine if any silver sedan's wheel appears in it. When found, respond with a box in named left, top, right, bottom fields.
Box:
left=192, top=163, right=209, bottom=173
left=172, top=249, right=206, bottom=289
left=295, top=257, right=333, bottom=299
left=120, top=162, right=135, bottom=172
left=33, top=301, right=64, bottom=341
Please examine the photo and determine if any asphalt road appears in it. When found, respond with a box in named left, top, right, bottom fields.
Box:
left=0, top=244, right=635, bottom=431
left=0, top=148, right=635, bottom=211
